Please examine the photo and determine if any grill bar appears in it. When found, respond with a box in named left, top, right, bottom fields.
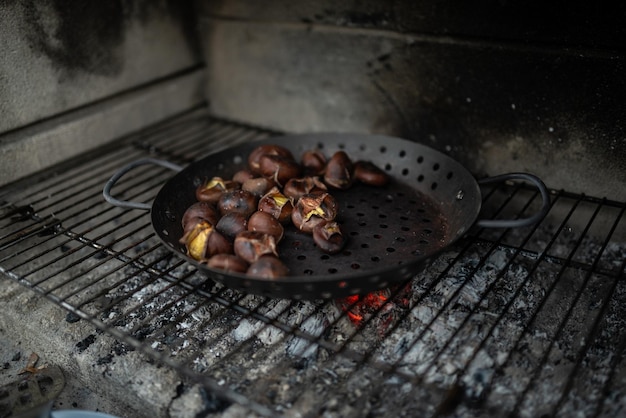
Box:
left=1, top=110, right=624, bottom=417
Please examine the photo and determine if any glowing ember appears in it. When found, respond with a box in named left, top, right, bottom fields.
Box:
left=337, top=283, right=413, bottom=336
left=338, top=290, right=391, bottom=327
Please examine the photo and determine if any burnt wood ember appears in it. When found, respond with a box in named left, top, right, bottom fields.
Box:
left=0, top=113, right=625, bottom=417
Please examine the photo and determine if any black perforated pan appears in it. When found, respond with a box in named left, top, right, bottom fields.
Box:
left=104, top=134, right=550, bottom=299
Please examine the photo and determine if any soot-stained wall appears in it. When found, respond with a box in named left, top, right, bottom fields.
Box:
left=0, top=0, right=201, bottom=133
left=199, top=1, right=626, bottom=201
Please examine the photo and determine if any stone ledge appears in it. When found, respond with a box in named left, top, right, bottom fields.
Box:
left=0, top=68, right=205, bottom=188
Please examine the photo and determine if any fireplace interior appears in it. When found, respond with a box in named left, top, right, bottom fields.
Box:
left=1, top=1, right=625, bottom=417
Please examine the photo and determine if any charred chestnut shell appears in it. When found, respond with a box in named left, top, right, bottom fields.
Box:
left=283, top=176, right=327, bottom=200
left=196, top=177, right=239, bottom=204
left=248, top=211, right=284, bottom=243
left=354, top=161, right=389, bottom=187
left=324, top=151, right=354, bottom=189
left=313, top=221, right=347, bottom=254
left=242, top=177, right=276, bottom=197
left=215, top=212, right=249, bottom=241
left=248, top=144, right=295, bottom=175
left=291, top=192, right=338, bottom=233
left=179, top=221, right=233, bottom=261
left=207, top=254, right=249, bottom=273
left=300, top=149, right=327, bottom=176
left=182, top=202, right=219, bottom=230
left=258, top=187, right=294, bottom=224
left=232, top=169, right=255, bottom=184
left=246, top=255, right=289, bottom=279
left=259, top=154, right=301, bottom=186
left=218, top=190, right=258, bottom=218
left=234, top=231, right=279, bottom=263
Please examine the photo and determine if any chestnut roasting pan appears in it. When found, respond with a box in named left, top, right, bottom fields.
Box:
left=103, top=133, right=550, bottom=300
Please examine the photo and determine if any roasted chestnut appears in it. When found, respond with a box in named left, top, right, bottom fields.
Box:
left=206, top=254, right=249, bottom=273
left=313, top=221, right=347, bottom=254
left=300, top=149, right=327, bottom=176
left=324, top=151, right=354, bottom=189
left=248, top=211, right=284, bottom=243
left=242, top=176, right=276, bottom=197
left=259, top=154, right=301, bottom=186
left=216, top=212, right=249, bottom=241
left=354, top=161, right=389, bottom=187
left=217, top=190, right=258, bottom=218
left=247, top=144, right=294, bottom=174
left=179, top=220, right=233, bottom=261
left=258, top=187, right=294, bottom=224
left=181, top=202, right=219, bottom=230
left=283, top=176, right=327, bottom=200
left=246, top=255, right=289, bottom=279
left=232, top=169, right=255, bottom=184
left=234, top=231, right=278, bottom=263
left=196, top=177, right=239, bottom=203
left=291, top=192, right=338, bottom=233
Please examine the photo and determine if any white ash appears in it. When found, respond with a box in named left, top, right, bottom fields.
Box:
left=32, top=221, right=624, bottom=417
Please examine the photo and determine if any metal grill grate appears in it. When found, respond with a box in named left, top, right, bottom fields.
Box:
left=1, top=109, right=625, bottom=417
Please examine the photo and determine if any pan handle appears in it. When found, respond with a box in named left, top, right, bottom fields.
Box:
left=103, top=158, right=183, bottom=210
left=476, top=172, right=551, bottom=229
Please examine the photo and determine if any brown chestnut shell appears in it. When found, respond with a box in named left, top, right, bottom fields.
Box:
left=248, top=144, right=295, bottom=174
left=216, top=212, right=249, bottom=241
left=283, top=176, right=327, bottom=200
left=258, top=187, right=294, bottom=224
left=179, top=221, right=233, bottom=261
left=324, top=151, right=354, bottom=189
left=248, top=211, right=284, bottom=243
left=312, top=221, right=347, bottom=254
left=259, top=154, right=301, bottom=186
left=242, top=177, right=276, bottom=197
left=206, top=254, right=249, bottom=273
left=218, top=190, right=258, bottom=218
left=246, top=256, right=289, bottom=279
left=291, top=192, right=338, bottom=233
left=300, top=149, right=327, bottom=176
left=354, top=161, right=390, bottom=187
left=182, top=202, right=219, bottom=230
left=195, top=177, right=239, bottom=203
left=234, top=231, right=279, bottom=263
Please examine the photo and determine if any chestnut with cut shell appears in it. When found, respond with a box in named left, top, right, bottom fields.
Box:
left=324, top=151, right=354, bottom=189
left=300, top=149, right=326, bottom=175
left=291, top=192, right=338, bottom=234
left=248, top=211, right=284, bottom=243
left=246, top=255, right=289, bottom=279
left=354, top=160, right=389, bottom=187
left=258, top=187, right=294, bottom=224
left=182, top=202, right=219, bottom=230
left=259, top=154, right=301, bottom=186
left=248, top=144, right=294, bottom=174
left=218, top=190, right=258, bottom=218
left=216, top=212, right=248, bottom=241
left=207, top=254, right=249, bottom=273
left=232, top=169, right=255, bottom=184
left=242, top=177, right=276, bottom=197
left=234, top=231, right=279, bottom=263
left=179, top=220, right=233, bottom=261
left=313, top=221, right=347, bottom=254
left=196, top=177, right=239, bottom=204
left=283, top=176, right=327, bottom=200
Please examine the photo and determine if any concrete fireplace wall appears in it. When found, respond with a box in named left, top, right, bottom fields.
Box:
left=0, top=1, right=204, bottom=186
left=198, top=1, right=626, bottom=201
